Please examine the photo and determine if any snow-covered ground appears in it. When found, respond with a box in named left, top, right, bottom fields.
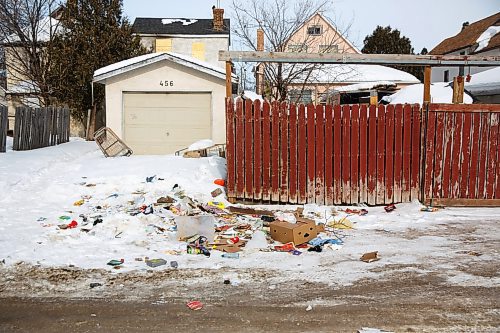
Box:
left=0, top=139, right=499, bottom=288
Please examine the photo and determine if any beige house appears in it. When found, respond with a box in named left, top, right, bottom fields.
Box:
left=93, top=52, right=236, bottom=155
left=132, top=7, right=230, bottom=68
left=285, top=13, right=360, bottom=54
left=256, top=12, right=419, bottom=103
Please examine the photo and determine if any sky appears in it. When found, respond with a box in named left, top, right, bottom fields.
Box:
left=122, top=0, right=499, bottom=52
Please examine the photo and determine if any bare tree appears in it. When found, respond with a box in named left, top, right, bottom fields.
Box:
left=0, top=0, right=60, bottom=107
left=231, top=0, right=354, bottom=102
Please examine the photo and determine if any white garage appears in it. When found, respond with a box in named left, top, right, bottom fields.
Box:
left=93, top=52, right=234, bottom=155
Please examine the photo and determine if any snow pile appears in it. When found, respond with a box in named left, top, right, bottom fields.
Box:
left=161, top=19, right=198, bottom=26
left=188, top=139, right=214, bottom=151
left=382, top=82, right=473, bottom=104
left=475, top=25, right=500, bottom=52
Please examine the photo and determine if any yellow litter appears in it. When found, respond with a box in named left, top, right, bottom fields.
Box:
left=328, top=216, right=354, bottom=229
left=73, top=199, right=85, bottom=206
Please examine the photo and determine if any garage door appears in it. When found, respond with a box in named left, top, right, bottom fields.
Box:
left=123, top=92, right=211, bottom=155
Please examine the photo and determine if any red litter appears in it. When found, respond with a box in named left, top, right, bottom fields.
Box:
left=384, top=204, right=396, bottom=213
left=228, top=237, right=240, bottom=244
left=187, top=300, right=203, bottom=311
left=67, top=220, right=78, bottom=229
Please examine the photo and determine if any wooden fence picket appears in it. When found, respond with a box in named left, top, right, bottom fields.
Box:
left=225, top=101, right=499, bottom=206
left=0, top=106, right=7, bottom=153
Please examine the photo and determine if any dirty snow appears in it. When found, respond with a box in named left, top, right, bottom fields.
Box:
left=0, top=139, right=499, bottom=289
left=382, top=82, right=473, bottom=104
left=475, top=25, right=500, bottom=52
left=161, top=19, right=198, bottom=26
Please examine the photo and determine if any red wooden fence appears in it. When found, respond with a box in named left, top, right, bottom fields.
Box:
left=226, top=98, right=422, bottom=205
left=422, top=104, right=500, bottom=206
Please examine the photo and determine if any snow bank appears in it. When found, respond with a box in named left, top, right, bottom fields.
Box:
left=383, top=82, right=473, bottom=104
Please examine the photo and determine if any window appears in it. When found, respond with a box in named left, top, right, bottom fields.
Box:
left=307, top=25, right=323, bottom=36
left=289, top=89, right=313, bottom=104
left=319, top=44, right=338, bottom=53
left=192, top=42, right=205, bottom=61
left=288, top=44, right=308, bottom=53
left=443, top=70, right=449, bottom=82
left=155, top=38, right=172, bottom=52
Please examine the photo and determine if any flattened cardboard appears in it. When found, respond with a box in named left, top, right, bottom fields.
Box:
left=270, top=221, right=318, bottom=245
left=361, top=251, right=380, bottom=263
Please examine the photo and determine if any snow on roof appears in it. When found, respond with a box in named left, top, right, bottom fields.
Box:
left=475, top=25, right=500, bottom=52
left=93, top=53, right=164, bottom=77
left=292, top=64, right=420, bottom=84
left=93, top=52, right=237, bottom=82
left=382, top=82, right=472, bottom=104
left=161, top=19, right=198, bottom=26
left=465, top=67, right=500, bottom=95
left=334, top=81, right=396, bottom=92
left=235, top=90, right=263, bottom=102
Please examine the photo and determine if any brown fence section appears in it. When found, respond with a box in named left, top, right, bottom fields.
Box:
left=226, top=98, right=422, bottom=205
left=422, top=104, right=500, bottom=206
left=0, top=105, right=7, bottom=153
left=13, top=106, right=70, bottom=151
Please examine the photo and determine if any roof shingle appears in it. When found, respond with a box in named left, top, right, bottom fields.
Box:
left=132, top=18, right=230, bottom=36
left=430, top=12, right=500, bottom=55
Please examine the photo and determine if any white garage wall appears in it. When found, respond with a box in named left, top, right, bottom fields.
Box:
left=104, top=60, right=227, bottom=148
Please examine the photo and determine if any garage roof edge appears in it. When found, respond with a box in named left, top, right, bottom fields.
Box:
left=93, top=52, right=237, bottom=83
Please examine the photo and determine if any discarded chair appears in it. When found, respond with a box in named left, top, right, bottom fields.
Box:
left=94, top=127, right=133, bottom=157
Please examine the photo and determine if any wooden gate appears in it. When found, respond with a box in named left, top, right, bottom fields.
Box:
left=422, top=104, right=500, bottom=206
left=225, top=98, right=422, bottom=205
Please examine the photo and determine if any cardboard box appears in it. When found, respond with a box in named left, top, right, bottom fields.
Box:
left=269, top=221, right=317, bottom=245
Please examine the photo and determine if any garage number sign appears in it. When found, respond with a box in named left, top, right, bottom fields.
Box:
left=159, top=80, right=174, bottom=87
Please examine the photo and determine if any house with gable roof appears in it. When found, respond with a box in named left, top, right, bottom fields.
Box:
left=430, top=12, right=500, bottom=83
left=132, top=7, right=230, bottom=68
left=256, top=12, right=419, bottom=104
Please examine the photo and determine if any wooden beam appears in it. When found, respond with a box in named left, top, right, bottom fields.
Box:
left=428, top=104, right=500, bottom=112
left=423, top=66, right=431, bottom=105
left=425, top=198, right=500, bottom=207
left=225, top=61, right=232, bottom=98
left=219, top=51, right=500, bottom=66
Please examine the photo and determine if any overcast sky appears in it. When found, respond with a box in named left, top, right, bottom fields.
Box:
left=122, top=0, right=499, bottom=52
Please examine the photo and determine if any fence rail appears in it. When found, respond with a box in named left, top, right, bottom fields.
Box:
left=226, top=98, right=422, bottom=205
left=0, top=105, right=7, bottom=153
left=13, top=106, right=70, bottom=151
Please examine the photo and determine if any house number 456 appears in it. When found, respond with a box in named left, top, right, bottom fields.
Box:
left=160, top=80, right=174, bottom=86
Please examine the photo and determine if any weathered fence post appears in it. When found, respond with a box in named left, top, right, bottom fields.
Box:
left=0, top=106, right=7, bottom=153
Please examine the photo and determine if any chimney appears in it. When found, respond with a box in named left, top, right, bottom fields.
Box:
left=257, top=29, right=264, bottom=51
left=462, top=21, right=469, bottom=31
left=213, top=6, right=224, bottom=32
